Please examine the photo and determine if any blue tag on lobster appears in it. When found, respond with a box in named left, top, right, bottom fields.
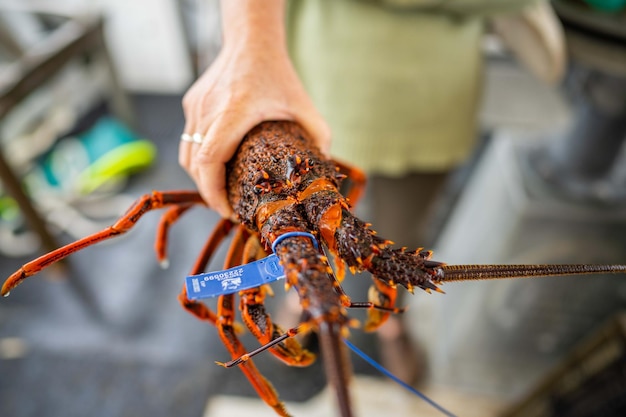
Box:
left=184, top=232, right=318, bottom=300
left=185, top=254, right=285, bottom=300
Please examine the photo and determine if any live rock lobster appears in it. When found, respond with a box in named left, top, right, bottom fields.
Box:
left=2, top=121, right=626, bottom=417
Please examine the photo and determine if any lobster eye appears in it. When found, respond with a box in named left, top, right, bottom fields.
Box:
left=287, top=154, right=314, bottom=184
left=253, top=170, right=273, bottom=195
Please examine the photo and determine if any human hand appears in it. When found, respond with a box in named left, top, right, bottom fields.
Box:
left=179, top=39, right=330, bottom=220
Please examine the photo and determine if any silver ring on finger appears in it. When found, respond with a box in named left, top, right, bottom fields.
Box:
left=192, top=133, right=204, bottom=144
left=180, top=133, right=194, bottom=143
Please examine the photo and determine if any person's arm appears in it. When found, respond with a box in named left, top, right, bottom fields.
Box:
left=179, top=0, right=329, bottom=220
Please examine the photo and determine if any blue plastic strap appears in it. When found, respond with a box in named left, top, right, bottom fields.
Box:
left=185, top=231, right=318, bottom=300
left=185, top=254, right=284, bottom=300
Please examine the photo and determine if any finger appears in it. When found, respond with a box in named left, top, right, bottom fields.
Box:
left=199, top=111, right=260, bottom=163
left=198, top=162, right=235, bottom=220
left=178, top=136, right=194, bottom=173
left=179, top=136, right=206, bottom=180
left=179, top=113, right=199, bottom=172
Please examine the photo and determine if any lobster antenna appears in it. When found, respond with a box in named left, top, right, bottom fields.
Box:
left=440, top=264, right=626, bottom=282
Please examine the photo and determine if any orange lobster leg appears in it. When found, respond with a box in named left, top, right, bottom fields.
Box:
left=333, top=159, right=366, bottom=208
left=363, top=277, right=398, bottom=332
left=218, top=293, right=289, bottom=416
left=178, top=285, right=218, bottom=325
left=2, top=191, right=205, bottom=296
left=155, top=203, right=196, bottom=267
left=177, top=218, right=236, bottom=324
left=239, top=234, right=315, bottom=367
left=215, top=225, right=290, bottom=416
left=324, top=267, right=403, bottom=330
left=240, top=286, right=315, bottom=367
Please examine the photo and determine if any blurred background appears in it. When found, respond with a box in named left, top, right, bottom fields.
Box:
left=0, top=1, right=625, bottom=416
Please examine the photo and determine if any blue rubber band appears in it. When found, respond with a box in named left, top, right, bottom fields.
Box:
left=271, top=231, right=318, bottom=253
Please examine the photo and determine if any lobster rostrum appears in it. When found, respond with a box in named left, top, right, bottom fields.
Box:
left=3, top=121, right=626, bottom=417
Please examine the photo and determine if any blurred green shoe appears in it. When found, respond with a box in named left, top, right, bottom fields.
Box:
left=25, top=116, right=157, bottom=197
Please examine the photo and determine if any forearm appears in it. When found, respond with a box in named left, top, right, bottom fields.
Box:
left=180, top=0, right=329, bottom=219
left=220, top=0, right=287, bottom=53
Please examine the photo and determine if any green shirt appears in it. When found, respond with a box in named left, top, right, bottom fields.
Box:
left=287, top=0, right=536, bottom=175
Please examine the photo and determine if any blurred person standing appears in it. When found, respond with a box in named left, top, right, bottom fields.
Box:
left=180, top=0, right=563, bottom=384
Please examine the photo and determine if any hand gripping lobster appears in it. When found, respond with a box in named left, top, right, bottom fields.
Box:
left=3, top=121, right=626, bottom=417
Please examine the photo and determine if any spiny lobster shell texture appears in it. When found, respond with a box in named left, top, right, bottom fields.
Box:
left=226, top=121, right=338, bottom=230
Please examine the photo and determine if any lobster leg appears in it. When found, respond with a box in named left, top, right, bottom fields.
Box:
left=215, top=225, right=290, bottom=416
left=333, top=159, right=366, bottom=208
left=240, top=285, right=315, bottom=367
left=323, top=260, right=404, bottom=322
left=363, top=278, right=399, bottom=332
left=217, top=293, right=290, bottom=416
left=239, top=234, right=315, bottom=367
left=218, top=324, right=307, bottom=368
left=155, top=203, right=196, bottom=267
left=177, top=218, right=236, bottom=324
left=2, top=190, right=205, bottom=296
